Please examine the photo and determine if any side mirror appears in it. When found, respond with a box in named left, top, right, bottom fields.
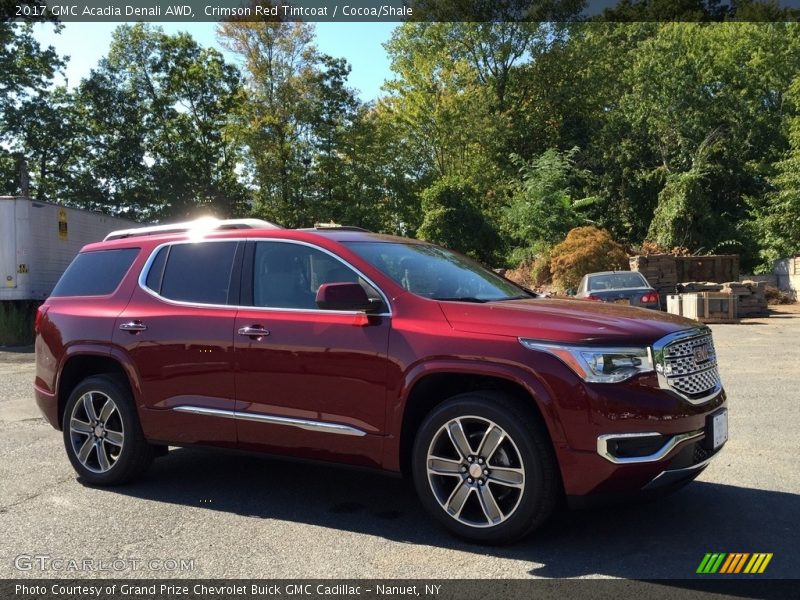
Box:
left=315, top=282, right=374, bottom=312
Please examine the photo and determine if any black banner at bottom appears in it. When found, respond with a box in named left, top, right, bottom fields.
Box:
left=1, top=579, right=797, bottom=600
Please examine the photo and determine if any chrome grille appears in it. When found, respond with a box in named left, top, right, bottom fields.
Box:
left=654, top=329, right=721, bottom=403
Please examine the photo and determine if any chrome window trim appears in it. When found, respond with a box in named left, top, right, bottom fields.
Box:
left=597, top=430, right=704, bottom=464
left=136, top=237, right=392, bottom=317
left=651, top=326, right=722, bottom=404
left=172, top=406, right=367, bottom=437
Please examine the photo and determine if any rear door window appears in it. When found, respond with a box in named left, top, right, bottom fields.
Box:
left=51, top=248, right=139, bottom=297
left=156, top=242, right=239, bottom=305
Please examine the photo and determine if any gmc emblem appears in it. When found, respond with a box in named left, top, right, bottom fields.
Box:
left=694, top=344, right=711, bottom=363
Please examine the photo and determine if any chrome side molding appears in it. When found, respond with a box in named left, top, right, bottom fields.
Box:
left=597, top=430, right=704, bottom=464
left=172, top=406, right=367, bottom=437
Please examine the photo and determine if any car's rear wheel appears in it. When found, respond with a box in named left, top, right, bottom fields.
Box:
left=412, top=391, right=560, bottom=544
left=63, top=374, right=154, bottom=485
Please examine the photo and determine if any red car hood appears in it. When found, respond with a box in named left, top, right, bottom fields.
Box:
left=439, top=298, right=700, bottom=346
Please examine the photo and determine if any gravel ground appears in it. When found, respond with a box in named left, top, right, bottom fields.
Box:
left=1, top=307, right=798, bottom=580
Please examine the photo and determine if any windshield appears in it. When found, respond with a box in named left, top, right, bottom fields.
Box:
left=344, top=242, right=532, bottom=302
left=587, top=272, right=649, bottom=291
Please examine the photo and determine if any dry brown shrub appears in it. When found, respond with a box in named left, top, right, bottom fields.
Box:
left=638, top=241, right=691, bottom=256
left=506, top=255, right=552, bottom=290
left=550, top=226, right=628, bottom=292
left=765, top=286, right=796, bottom=305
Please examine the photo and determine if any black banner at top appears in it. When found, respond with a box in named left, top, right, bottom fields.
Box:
left=4, top=0, right=800, bottom=23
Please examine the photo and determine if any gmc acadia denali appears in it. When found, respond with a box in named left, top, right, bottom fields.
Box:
left=34, top=218, right=728, bottom=543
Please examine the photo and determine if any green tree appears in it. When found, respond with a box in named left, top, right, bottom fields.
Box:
left=417, top=176, right=501, bottom=264
left=647, top=168, right=713, bottom=249
left=218, top=20, right=320, bottom=227
left=0, top=22, right=65, bottom=195
left=750, top=74, right=800, bottom=269
left=383, top=23, right=498, bottom=185
left=96, top=24, right=245, bottom=219
left=503, top=148, right=595, bottom=262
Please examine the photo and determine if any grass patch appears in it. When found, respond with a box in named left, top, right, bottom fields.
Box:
left=0, top=301, right=39, bottom=346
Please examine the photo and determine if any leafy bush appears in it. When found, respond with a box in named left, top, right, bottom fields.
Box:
left=0, top=301, right=38, bottom=346
left=503, top=148, right=595, bottom=264
left=550, top=226, right=628, bottom=292
left=417, top=176, right=501, bottom=264
left=505, top=250, right=552, bottom=291
left=637, top=240, right=691, bottom=256
left=647, top=170, right=713, bottom=251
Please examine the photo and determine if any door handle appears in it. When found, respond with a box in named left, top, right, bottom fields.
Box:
left=119, top=321, right=147, bottom=333
left=238, top=325, right=270, bottom=338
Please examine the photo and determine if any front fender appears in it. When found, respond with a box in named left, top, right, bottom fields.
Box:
left=381, top=357, right=572, bottom=471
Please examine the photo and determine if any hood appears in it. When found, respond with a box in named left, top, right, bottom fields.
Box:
left=438, top=298, right=699, bottom=346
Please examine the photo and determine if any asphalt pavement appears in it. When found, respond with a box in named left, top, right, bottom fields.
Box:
left=1, top=307, right=798, bottom=579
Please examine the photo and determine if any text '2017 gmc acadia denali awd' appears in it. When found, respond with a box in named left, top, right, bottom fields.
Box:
left=34, top=218, right=727, bottom=543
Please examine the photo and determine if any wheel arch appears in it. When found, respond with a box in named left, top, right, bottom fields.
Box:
left=392, top=364, right=566, bottom=477
left=56, top=349, right=137, bottom=429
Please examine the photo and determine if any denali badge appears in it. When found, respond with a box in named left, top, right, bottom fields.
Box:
left=694, top=344, right=711, bottom=363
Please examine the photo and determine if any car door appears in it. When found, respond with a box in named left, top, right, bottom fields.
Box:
left=233, top=239, right=391, bottom=467
left=113, top=240, right=243, bottom=447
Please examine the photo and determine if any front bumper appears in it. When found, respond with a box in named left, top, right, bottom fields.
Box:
left=555, top=388, right=727, bottom=498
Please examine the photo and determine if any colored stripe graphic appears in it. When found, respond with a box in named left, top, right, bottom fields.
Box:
left=743, top=553, right=774, bottom=574
left=698, top=553, right=773, bottom=574
left=697, top=553, right=727, bottom=573
left=720, top=553, right=749, bottom=573
left=719, top=554, right=736, bottom=574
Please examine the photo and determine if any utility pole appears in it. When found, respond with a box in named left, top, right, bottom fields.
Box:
left=17, top=154, right=30, bottom=198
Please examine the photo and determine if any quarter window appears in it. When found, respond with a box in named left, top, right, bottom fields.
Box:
left=51, top=248, right=139, bottom=297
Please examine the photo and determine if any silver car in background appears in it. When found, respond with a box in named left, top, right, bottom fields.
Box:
left=575, top=271, right=661, bottom=310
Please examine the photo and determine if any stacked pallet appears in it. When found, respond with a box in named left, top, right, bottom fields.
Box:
left=721, top=280, right=768, bottom=317
left=629, top=255, right=678, bottom=301
left=671, top=280, right=769, bottom=318
left=666, top=292, right=739, bottom=323
left=677, top=282, right=723, bottom=293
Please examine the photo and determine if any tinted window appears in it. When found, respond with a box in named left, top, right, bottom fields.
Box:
left=345, top=242, right=530, bottom=302
left=144, top=247, right=168, bottom=292
left=253, top=242, right=379, bottom=310
left=587, top=273, right=649, bottom=291
left=51, top=248, right=139, bottom=297
left=159, top=242, right=238, bottom=305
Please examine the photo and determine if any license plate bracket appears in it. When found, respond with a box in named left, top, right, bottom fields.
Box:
left=706, top=408, right=728, bottom=450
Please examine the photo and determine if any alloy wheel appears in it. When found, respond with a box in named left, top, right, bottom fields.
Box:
left=426, top=416, right=526, bottom=528
left=68, top=391, right=125, bottom=474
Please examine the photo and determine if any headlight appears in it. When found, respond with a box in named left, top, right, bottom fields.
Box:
left=519, top=339, right=654, bottom=383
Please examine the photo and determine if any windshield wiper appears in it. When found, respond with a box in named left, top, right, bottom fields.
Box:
left=435, top=297, right=489, bottom=303
left=494, top=294, right=535, bottom=301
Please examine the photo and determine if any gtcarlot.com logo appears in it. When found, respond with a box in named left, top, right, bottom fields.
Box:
left=696, top=553, right=773, bottom=574
left=14, top=554, right=195, bottom=572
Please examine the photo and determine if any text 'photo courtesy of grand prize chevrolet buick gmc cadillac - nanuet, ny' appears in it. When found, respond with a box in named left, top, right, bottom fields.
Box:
left=33, top=218, right=727, bottom=544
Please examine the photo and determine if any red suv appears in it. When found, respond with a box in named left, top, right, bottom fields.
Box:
left=34, top=219, right=727, bottom=543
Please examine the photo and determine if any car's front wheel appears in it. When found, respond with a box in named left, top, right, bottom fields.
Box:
left=412, top=392, right=560, bottom=544
left=63, top=374, right=154, bottom=485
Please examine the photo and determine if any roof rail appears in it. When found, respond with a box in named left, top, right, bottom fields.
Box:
left=305, top=222, right=371, bottom=232
left=104, top=218, right=282, bottom=241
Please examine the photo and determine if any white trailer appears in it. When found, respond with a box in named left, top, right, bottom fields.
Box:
left=1, top=196, right=138, bottom=301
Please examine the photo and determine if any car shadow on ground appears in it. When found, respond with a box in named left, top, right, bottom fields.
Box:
left=98, top=447, right=799, bottom=580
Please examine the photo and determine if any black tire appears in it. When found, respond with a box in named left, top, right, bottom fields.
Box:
left=62, top=374, right=154, bottom=485
left=412, top=391, right=560, bottom=544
